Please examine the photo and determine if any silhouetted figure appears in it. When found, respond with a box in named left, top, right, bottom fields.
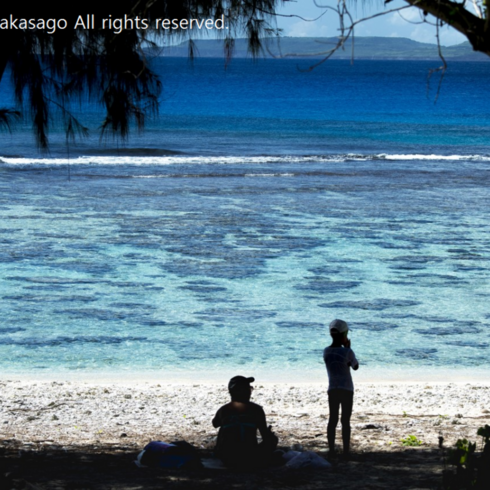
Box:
left=212, top=376, right=278, bottom=468
left=323, top=319, right=359, bottom=456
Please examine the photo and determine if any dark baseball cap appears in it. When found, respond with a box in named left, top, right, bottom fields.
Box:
left=228, top=376, right=255, bottom=391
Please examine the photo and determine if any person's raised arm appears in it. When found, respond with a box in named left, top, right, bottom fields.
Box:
left=349, top=348, right=359, bottom=371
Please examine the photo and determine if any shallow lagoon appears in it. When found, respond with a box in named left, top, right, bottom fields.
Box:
left=1, top=59, right=489, bottom=380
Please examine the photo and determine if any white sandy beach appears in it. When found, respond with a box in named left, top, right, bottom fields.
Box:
left=2, top=379, right=489, bottom=453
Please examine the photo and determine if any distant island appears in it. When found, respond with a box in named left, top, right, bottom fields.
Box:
left=160, top=36, right=488, bottom=61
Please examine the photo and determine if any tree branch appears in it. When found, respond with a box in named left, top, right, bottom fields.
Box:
left=403, top=0, right=490, bottom=54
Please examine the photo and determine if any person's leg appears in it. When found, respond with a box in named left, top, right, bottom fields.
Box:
left=340, top=390, right=354, bottom=454
left=327, top=390, right=341, bottom=453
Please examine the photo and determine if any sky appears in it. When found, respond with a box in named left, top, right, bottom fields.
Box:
left=274, top=0, right=469, bottom=46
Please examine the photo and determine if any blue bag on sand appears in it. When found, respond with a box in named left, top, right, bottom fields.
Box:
left=137, top=441, right=202, bottom=469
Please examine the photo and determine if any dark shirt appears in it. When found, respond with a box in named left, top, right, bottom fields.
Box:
left=212, top=401, right=269, bottom=466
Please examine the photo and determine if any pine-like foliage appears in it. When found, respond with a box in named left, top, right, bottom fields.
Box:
left=0, top=1, right=284, bottom=148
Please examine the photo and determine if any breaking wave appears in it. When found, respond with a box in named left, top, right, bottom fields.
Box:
left=1, top=153, right=490, bottom=166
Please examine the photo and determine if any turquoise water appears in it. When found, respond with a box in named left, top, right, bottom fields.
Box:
left=1, top=59, right=490, bottom=380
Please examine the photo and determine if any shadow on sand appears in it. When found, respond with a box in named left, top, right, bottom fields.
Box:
left=1, top=438, right=444, bottom=489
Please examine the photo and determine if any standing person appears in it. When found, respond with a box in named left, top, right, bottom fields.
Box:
left=323, top=319, right=359, bottom=457
left=212, top=376, right=278, bottom=468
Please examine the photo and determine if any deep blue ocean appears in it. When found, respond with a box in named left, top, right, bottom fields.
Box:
left=1, top=58, right=490, bottom=381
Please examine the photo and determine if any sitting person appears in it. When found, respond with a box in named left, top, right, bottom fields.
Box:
left=212, top=376, right=278, bottom=468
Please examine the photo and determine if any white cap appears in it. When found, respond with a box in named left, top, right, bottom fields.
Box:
left=329, top=319, right=349, bottom=333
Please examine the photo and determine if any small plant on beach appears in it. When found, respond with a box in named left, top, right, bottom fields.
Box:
left=434, top=414, right=450, bottom=426
left=443, top=425, right=490, bottom=489
left=401, top=435, right=422, bottom=447
left=447, top=438, right=476, bottom=466
left=476, top=425, right=490, bottom=447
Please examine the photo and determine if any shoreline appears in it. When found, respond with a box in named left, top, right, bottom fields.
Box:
left=2, top=364, right=490, bottom=384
